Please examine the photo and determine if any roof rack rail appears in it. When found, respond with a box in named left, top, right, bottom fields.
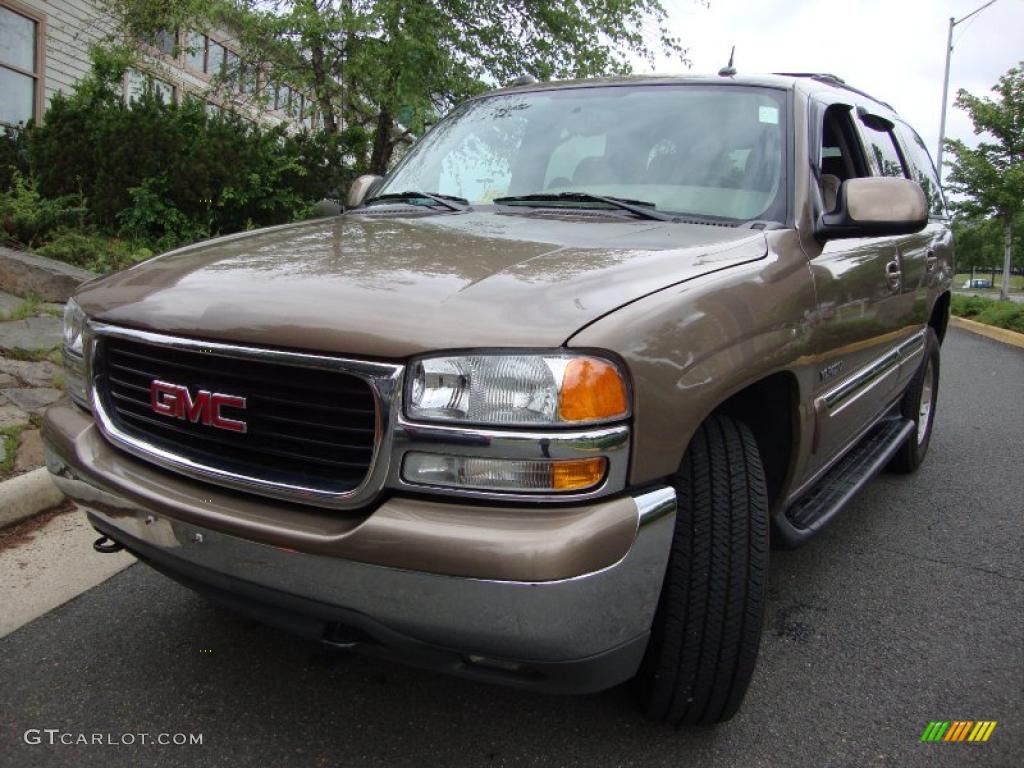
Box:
left=774, top=72, right=846, bottom=84
left=774, top=72, right=894, bottom=112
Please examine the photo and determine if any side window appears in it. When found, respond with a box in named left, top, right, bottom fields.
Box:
left=818, top=104, right=869, bottom=212
left=819, top=104, right=869, bottom=180
left=895, top=123, right=947, bottom=218
left=859, top=120, right=908, bottom=179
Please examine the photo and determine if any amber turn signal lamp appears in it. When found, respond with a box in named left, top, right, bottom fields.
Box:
left=551, top=457, right=608, bottom=491
left=558, top=357, right=629, bottom=422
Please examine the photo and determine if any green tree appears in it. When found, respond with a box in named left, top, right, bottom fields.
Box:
left=944, top=63, right=1024, bottom=300
left=100, top=0, right=688, bottom=173
left=952, top=213, right=1024, bottom=275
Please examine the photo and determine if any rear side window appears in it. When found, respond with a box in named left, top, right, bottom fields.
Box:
left=860, top=122, right=908, bottom=179
left=896, top=123, right=947, bottom=218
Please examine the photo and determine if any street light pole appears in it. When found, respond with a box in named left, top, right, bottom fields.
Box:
left=935, top=17, right=955, bottom=177
left=935, top=0, right=999, bottom=185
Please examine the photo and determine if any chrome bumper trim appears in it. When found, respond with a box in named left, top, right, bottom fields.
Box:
left=47, top=442, right=675, bottom=661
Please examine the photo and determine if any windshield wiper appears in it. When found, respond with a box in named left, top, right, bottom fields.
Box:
left=364, top=191, right=469, bottom=212
left=493, top=192, right=677, bottom=222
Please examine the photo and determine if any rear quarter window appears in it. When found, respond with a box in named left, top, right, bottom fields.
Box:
left=860, top=123, right=908, bottom=179
left=896, top=123, right=947, bottom=218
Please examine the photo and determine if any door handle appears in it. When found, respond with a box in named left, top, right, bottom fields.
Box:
left=925, top=249, right=938, bottom=272
left=885, top=258, right=902, bottom=290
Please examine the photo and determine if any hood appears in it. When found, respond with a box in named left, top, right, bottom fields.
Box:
left=76, top=211, right=767, bottom=358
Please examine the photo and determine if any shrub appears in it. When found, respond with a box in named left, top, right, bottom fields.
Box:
left=26, top=73, right=362, bottom=244
left=0, top=173, right=88, bottom=247
left=35, top=229, right=153, bottom=273
left=951, top=293, right=1024, bottom=333
left=3, top=56, right=367, bottom=274
left=0, top=127, right=30, bottom=192
left=950, top=294, right=987, bottom=318
left=117, top=176, right=211, bottom=248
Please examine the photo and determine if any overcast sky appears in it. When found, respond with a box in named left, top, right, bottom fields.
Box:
left=633, top=0, right=1024, bottom=169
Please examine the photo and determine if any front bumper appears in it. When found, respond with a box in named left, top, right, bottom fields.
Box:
left=43, top=404, right=677, bottom=693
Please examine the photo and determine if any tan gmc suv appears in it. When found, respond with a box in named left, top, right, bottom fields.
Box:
left=43, top=73, right=952, bottom=725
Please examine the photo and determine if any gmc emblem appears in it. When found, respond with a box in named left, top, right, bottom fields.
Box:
left=150, top=380, right=247, bottom=433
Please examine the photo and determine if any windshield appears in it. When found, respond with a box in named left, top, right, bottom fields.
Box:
left=379, top=85, right=788, bottom=222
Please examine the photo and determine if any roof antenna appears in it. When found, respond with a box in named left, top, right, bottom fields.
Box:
left=718, top=46, right=736, bottom=77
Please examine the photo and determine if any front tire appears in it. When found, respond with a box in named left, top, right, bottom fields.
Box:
left=636, top=414, right=769, bottom=725
left=889, top=328, right=940, bottom=474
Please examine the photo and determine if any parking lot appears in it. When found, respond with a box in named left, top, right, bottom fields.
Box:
left=1, top=327, right=1021, bottom=768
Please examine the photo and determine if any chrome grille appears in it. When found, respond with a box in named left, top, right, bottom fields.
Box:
left=95, top=335, right=379, bottom=495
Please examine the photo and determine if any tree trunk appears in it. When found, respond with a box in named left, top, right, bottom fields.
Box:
left=1001, top=217, right=1013, bottom=301
left=310, top=43, right=338, bottom=133
left=369, top=109, right=395, bottom=174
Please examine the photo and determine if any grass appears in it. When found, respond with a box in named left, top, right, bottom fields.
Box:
left=0, top=346, right=61, bottom=362
left=950, top=294, right=1024, bottom=334
left=953, top=272, right=1024, bottom=293
left=0, top=425, right=24, bottom=474
left=0, top=294, right=43, bottom=321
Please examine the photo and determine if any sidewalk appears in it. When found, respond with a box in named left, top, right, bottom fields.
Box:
left=0, top=502, right=136, bottom=638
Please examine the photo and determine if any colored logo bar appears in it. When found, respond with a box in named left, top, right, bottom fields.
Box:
left=920, top=721, right=997, bottom=742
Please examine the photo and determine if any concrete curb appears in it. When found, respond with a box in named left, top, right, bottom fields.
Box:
left=950, top=316, right=1024, bottom=350
left=0, top=467, right=65, bottom=529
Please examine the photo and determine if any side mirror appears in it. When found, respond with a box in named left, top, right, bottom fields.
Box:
left=816, top=177, right=927, bottom=241
left=347, top=174, right=384, bottom=209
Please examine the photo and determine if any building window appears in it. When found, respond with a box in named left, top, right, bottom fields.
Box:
left=225, top=49, right=241, bottom=91
left=240, top=62, right=257, bottom=95
left=143, top=27, right=176, bottom=56
left=185, top=31, right=230, bottom=78
left=275, top=83, right=290, bottom=112
left=206, top=39, right=225, bottom=76
left=185, top=30, right=205, bottom=71
left=125, top=69, right=175, bottom=105
left=0, top=3, right=43, bottom=126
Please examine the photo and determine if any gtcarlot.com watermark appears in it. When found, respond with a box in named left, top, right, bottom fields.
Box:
left=24, top=729, right=203, bottom=746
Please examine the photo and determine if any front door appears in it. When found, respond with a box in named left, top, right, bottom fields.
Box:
left=803, top=102, right=915, bottom=480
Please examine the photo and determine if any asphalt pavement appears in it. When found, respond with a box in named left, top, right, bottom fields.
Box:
left=1, top=327, right=1021, bottom=768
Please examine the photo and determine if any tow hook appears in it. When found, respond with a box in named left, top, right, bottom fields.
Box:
left=93, top=535, right=125, bottom=554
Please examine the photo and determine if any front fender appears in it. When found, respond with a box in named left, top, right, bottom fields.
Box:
left=567, top=232, right=819, bottom=485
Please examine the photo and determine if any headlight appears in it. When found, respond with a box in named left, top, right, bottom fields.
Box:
left=63, top=298, right=86, bottom=357
left=62, top=298, right=90, bottom=409
left=402, top=453, right=608, bottom=493
left=406, top=353, right=630, bottom=426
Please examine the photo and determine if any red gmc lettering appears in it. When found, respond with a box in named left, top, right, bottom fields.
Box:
left=210, top=394, right=247, bottom=433
left=180, top=389, right=211, bottom=423
left=149, top=380, right=247, bottom=433
left=150, top=380, right=180, bottom=416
